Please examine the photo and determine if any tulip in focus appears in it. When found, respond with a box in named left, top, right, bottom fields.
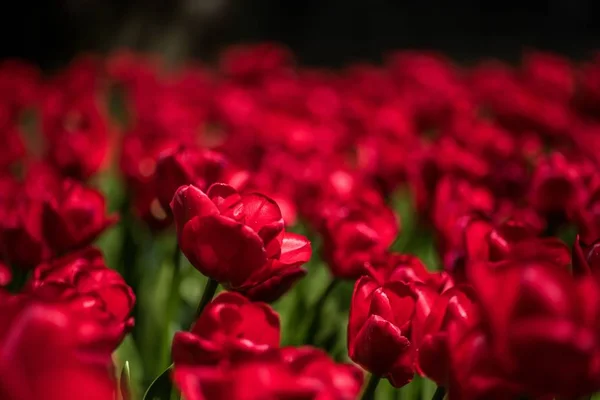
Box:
left=171, top=183, right=311, bottom=302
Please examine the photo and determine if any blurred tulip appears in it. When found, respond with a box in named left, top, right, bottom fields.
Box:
left=26, top=247, right=135, bottom=350
left=320, top=193, right=398, bottom=279
left=172, top=292, right=280, bottom=366
left=155, top=145, right=228, bottom=212
left=174, top=346, right=362, bottom=400
left=0, top=299, right=117, bottom=400
left=469, top=259, right=600, bottom=397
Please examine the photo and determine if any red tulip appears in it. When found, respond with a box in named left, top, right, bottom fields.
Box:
left=173, top=346, right=363, bottom=400
left=42, top=95, right=110, bottom=180
left=363, top=251, right=453, bottom=294
left=171, top=184, right=311, bottom=302
left=0, top=60, right=40, bottom=111
left=469, top=259, right=600, bottom=397
left=522, top=52, right=574, bottom=104
left=529, top=153, right=586, bottom=223
left=0, top=167, right=66, bottom=268
left=432, top=176, right=495, bottom=273
left=41, top=179, right=117, bottom=256
left=0, top=299, right=117, bottom=400
left=454, top=215, right=571, bottom=279
left=119, top=128, right=193, bottom=229
left=219, top=43, right=294, bottom=84
left=414, top=286, right=478, bottom=385
left=172, top=292, right=280, bottom=366
left=155, top=145, right=228, bottom=212
left=448, top=323, right=523, bottom=400
left=320, top=193, right=398, bottom=279
left=26, top=247, right=135, bottom=350
left=347, top=276, right=415, bottom=387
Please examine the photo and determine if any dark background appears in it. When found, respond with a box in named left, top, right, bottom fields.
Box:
left=1, top=0, right=599, bottom=70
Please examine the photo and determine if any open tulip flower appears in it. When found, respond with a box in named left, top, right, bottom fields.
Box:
left=171, top=183, right=312, bottom=302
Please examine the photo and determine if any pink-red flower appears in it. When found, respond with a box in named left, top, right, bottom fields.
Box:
left=171, top=184, right=311, bottom=302
left=469, top=259, right=600, bottom=397
left=529, top=153, right=586, bottom=220
left=26, top=247, right=135, bottom=350
left=155, top=145, right=229, bottom=212
left=173, top=346, right=363, bottom=400
left=0, top=168, right=116, bottom=269
left=413, top=285, right=478, bottom=385
left=172, top=292, right=280, bottom=366
left=0, top=298, right=117, bottom=400
left=347, top=276, right=416, bottom=387
left=320, top=193, right=398, bottom=279
left=42, top=95, right=110, bottom=180
left=41, top=179, right=117, bottom=256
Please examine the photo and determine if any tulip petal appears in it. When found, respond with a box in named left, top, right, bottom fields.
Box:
left=181, top=215, right=267, bottom=287
left=350, top=314, right=411, bottom=377
left=172, top=332, right=223, bottom=366
left=278, top=233, right=312, bottom=266
left=241, top=263, right=306, bottom=302
left=348, top=276, right=379, bottom=352
left=240, top=193, right=284, bottom=249
left=171, top=185, right=219, bottom=237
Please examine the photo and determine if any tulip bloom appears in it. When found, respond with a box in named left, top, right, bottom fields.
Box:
left=414, top=286, right=478, bottom=385
left=448, top=323, right=523, bottom=400
left=348, top=276, right=416, bottom=387
left=0, top=299, right=117, bottom=400
left=155, top=145, right=229, bottom=212
left=364, top=252, right=452, bottom=291
left=470, top=259, right=600, bottom=397
left=0, top=168, right=115, bottom=269
left=26, top=247, right=135, bottom=350
left=320, top=193, right=398, bottom=279
left=171, top=184, right=311, bottom=302
left=529, top=153, right=586, bottom=223
left=453, top=215, right=571, bottom=280
left=172, top=292, right=280, bottom=366
left=174, top=347, right=363, bottom=400
left=41, top=179, right=118, bottom=256
left=42, top=96, right=110, bottom=180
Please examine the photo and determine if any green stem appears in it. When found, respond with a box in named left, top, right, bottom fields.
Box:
left=120, top=200, right=140, bottom=343
left=432, top=386, right=446, bottom=400
left=305, top=279, right=339, bottom=345
left=195, top=278, right=219, bottom=319
left=157, top=249, right=183, bottom=372
left=361, top=374, right=381, bottom=400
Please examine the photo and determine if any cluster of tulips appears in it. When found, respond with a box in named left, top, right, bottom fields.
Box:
left=1, top=43, right=600, bottom=400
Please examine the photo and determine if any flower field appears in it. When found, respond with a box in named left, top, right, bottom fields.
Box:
left=1, top=44, right=600, bottom=399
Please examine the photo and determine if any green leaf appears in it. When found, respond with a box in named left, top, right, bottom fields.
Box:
left=391, top=187, right=416, bottom=253
left=375, top=378, right=398, bottom=400
left=420, top=377, right=437, bottom=400
left=399, top=376, right=421, bottom=400
left=143, top=364, right=174, bottom=400
left=119, top=361, right=131, bottom=400
left=114, top=335, right=143, bottom=398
